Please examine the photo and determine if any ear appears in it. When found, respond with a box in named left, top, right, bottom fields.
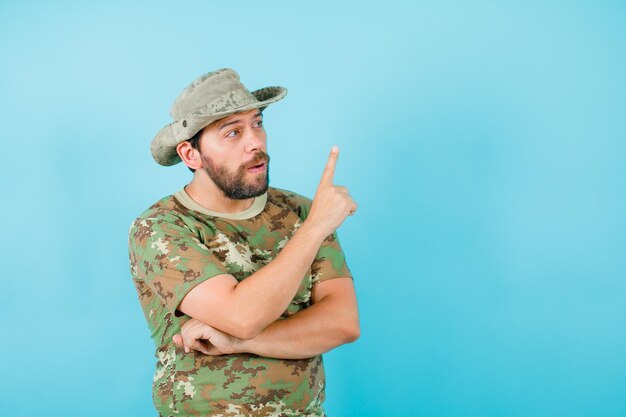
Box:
left=176, top=141, right=203, bottom=170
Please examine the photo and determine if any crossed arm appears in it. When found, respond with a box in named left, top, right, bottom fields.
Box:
left=173, top=276, right=360, bottom=359
left=170, top=147, right=359, bottom=358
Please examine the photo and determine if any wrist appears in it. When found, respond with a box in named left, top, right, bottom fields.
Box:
left=232, top=336, right=252, bottom=354
left=299, top=220, right=330, bottom=243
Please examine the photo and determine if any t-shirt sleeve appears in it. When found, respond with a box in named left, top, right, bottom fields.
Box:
left=289, top=191, right=353, bottom=285
left=128, top=210, right=230, bottom=315
left=310, top=229, right=353, bottom=285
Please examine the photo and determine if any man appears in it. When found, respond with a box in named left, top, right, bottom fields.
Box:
left=128, top=68, right=359, bottom=417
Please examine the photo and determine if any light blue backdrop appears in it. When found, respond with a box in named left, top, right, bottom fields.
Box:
left=1, top=1, right=625, bottom=416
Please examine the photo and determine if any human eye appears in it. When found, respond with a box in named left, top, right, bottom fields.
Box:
left=254, top=119, right=263, bottom=128
left=225, top=129, right=239, bottom=138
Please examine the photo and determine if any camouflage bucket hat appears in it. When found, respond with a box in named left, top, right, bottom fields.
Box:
left=151, top=68, right=287, bottom=166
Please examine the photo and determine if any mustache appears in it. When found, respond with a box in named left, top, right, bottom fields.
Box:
left=246, top=152, right=270, bottom=169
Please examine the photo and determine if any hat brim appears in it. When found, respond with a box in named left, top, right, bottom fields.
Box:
left=151, top=86, right=287, bottom=166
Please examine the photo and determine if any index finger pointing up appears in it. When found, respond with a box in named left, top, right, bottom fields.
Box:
left=319, top=145, right=339, bottom=187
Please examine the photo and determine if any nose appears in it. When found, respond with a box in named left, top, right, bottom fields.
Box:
left=244, top=125, right=266, bottom=153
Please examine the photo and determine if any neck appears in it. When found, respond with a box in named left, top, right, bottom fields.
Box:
left=185, top=173, right=255, bottom=214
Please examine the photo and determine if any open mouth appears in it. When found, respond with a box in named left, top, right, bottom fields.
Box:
left=248, top=162, right=266, bottom=172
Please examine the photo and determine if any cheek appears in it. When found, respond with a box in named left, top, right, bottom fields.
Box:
left=259, top=130, right=268, bottom=149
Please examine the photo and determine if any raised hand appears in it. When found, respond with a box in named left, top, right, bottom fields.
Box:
left=306, top=146, right=357, bottom=237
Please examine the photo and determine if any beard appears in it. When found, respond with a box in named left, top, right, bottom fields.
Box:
left=200, top=151, right=270, bottom=200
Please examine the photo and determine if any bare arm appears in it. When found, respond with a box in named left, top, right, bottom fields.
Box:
left=177, top=146, right=358, bottom=340
left=175, top=277, right=360, bottom=359
left=237, top=277, right=359, bottom=358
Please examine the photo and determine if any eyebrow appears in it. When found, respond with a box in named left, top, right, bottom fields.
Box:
left=218, top=111, right=263, bottom=131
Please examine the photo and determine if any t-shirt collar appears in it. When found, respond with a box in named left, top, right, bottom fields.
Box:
left=173, top=186, right=268, bottom=220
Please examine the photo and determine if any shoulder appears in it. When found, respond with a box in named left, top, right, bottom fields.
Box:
left=128, top=194, right=194, bottom=243
left=267, top=186, right=312, bottom=206
left=267, top=186, right=313, bottom=219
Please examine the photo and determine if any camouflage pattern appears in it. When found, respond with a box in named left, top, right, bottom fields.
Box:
left=128, top=186, right=352, bottom=416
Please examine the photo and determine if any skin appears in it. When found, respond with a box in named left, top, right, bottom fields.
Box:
left=176, top=109, right=270, bottom=213
left=172, top=108, right=359, bottom=358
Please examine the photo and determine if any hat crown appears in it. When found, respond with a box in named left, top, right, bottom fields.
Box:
left=170, top=68, right=254, bottom=120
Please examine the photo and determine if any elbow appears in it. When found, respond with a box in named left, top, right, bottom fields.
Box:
left=231, top=316, right=265, bottom=340
left=343, top=320, right=361, bottom=343
left=235, top=325, right=261, bottom=341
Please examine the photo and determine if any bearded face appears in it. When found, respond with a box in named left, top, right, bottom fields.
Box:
left=200, top=150, right=270, bottom=200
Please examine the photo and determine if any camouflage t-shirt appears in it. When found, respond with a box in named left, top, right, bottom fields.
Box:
left=128, top=186, right=352, bottom=417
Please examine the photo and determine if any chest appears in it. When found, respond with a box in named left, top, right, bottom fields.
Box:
left=198, top=208, right=313, bottom=313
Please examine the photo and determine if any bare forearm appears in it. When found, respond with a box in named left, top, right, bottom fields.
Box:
left=234, top=297, right=359, bottom=359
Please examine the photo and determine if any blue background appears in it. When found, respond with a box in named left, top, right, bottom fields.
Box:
left=1, top=1, right=625, bottom=416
